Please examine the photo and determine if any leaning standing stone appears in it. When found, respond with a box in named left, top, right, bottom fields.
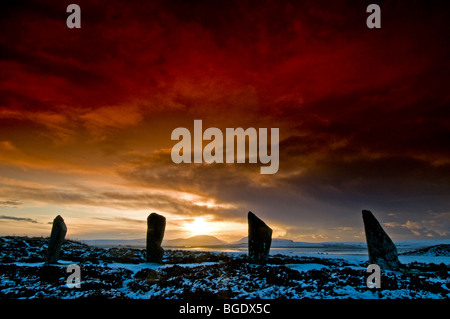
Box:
left=248, top=211, right=272, bottom=265
left=146, top=213, right=166, bottom=263
left=362, top=210, right=401, bottom=270
left=45, top=215, right=67, bottom=264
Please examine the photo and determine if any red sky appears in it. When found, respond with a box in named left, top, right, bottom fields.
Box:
left=1, top=0, right=449, bottom=242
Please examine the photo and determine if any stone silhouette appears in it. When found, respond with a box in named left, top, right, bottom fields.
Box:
left=248, top=211, right=272, bottom=265
left=146, top=213, right=166, bottom=263
left=46, top=215, right=67, bottom=264
left=362, top=210, right=401, bottom=270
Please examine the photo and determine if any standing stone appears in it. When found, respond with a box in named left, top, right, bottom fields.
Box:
left=248, top=211, right=272, bottom=265
left=362, top=210, right=401, bottom=270
left=46, top=215, right=67, bottom=264
left=146, top=213, right=166, bottom=263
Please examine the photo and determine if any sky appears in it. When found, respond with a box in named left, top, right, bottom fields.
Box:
left=0, top=0, right=449, bottom=242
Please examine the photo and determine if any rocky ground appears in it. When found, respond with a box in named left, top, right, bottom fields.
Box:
left=0, top=236, right=448, bottom=299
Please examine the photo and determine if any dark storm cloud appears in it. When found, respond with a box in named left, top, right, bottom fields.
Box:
left=117, top=144, right=450, bottom=238
left=118, top=149, right=349, bottom=225
left=0, top=44, right=106, bottom=86
left=281, top=155, right=450, bottom=210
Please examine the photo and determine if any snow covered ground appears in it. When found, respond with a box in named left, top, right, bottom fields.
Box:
left=1, top=236, right=448, bottom=299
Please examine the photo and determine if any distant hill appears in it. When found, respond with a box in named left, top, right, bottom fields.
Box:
left=400, top=244, right=450, bottom=257
left=163, top=235, right=228, bottom=247
left=82, top=235, right=228, bottom=248
left=232, top=237, right=327, bottom=247
left=81, top=238, right=145, bottom=248
left=81, top=237, right=450, bottom=251
left=395, top=239, right=450, bottom=250
left=233, top=237, right=295, bottom=245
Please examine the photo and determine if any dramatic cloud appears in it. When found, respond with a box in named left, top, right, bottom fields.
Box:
left=0, top=0, right=449, bottom=240
left=0, top=215, right=38, bottom=224
left=384, top=212, right=450, bottom=238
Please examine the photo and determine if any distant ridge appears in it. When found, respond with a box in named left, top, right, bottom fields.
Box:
left=81, top=238, right=146, bottom=248
left=233, top=237, right=294, bottom=245
left=81, top=237, right=450, bottom=249
left=163, top=235, right=228, bottom=247
left=232, top=237, right=332, bottom=248
left=400, top=244, right=450, bottom=257
left=81, top=235, right=228, bottom=248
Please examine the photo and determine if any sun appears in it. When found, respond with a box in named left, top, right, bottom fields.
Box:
left=186, top=217, right=211, bottom=237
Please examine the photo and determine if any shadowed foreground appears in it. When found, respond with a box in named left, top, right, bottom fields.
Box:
left=0, top=237, right=448, bottom=299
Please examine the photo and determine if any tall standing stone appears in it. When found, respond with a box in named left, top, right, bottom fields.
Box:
left=248, top=211, right=272, bottom=265
left=146, top=213, right=166, bottom=263
left=46, top=215, right=67, bottom=264
left=362, top=210, right=401, bottom=270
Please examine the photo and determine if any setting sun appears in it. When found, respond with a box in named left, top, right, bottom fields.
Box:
left=186, top=217, right=211, bottom=237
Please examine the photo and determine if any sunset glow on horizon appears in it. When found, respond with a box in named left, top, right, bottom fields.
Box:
left=1, top=0, right=449, bottom=243
left=185, top=217, right=213, bottom=237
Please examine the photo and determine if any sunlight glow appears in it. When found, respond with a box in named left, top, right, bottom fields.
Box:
left=186, top=217, right=212, bottom=236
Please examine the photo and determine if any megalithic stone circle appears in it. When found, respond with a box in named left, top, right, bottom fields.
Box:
left=248, top=211, right=272, bottom=265
left=362, top=210, right=401, bottom=270
left=146, top=212, right=166, bottom=263
left=46, top=215, right=67, bottom=264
